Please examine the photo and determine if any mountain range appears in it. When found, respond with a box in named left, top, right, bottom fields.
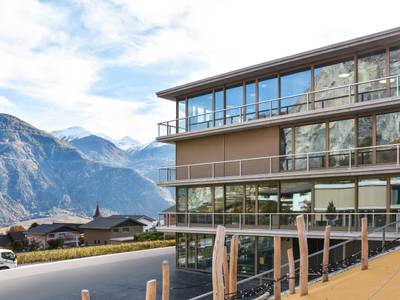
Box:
left=0, top=114, right=175, bottom=226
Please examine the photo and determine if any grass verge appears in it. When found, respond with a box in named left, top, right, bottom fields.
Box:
left=17, top=240, right=175, bottom=265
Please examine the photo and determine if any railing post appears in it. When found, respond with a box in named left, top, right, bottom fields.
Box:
left=348, top=150, right=352, bottom=169
left=239, top=160, right=243, bottom=176
left=212, top=226, right=226, bottom=300
left=296, top=215, right=308, bottom=296
left=212, top=213, right=215, bottom=228
left=382, top=228, right=386, bottom=252
left=306, top=93, right=309, bottom=112
left=146, top=279, right=157, bottom=300
left=239, top=214, right=242, bottom=229
left=162, top=261, right=170, bottom=300
left=212, top=163, right=215, bottom=178
left=306, top=214, right=309, bottom=232
left=269, top=157, right=272, bottom=174
left=348, top=214, right=352, bottom=232
left=188, top=166, right=191, bottom=180
left=361, top=217, right=368, bottom=270
left=229, top=235, right=239, bottom=296
left=81, top=290, right=90, bottom=300
left=274, top=236, right=282, bottom=300
left=223, top=246, right=229, bottom=295
left=397, top=75, right=399, bottom=97
left=269, top=100, right=272, bottom=118
left=348, top=85, right=352, bottom=104
left=269, top=214, right=272, bottom=230
left=397, top=144, right=399, bottom=166
left=306, top=153, right=310, bottom=171
left=287, top=248, right=295, bottom=294
left=188, top=213, right=191, bottom=228
left=322, top=226, right=331, bottom=282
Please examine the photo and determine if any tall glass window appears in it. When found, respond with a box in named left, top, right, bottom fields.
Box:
left=357, top=52, right=386, bottom=102
left=295, top=123, right=326, bottom=170
left=258, top=237, right=274, bottom=273
left=187, top=234, right=196, bottom=268
left=214, top=186, right=224, bottom=225
left=238, top=236, right=255, bottom=274
left=214, top=89, right=224, bottom=127
left=280, top=69, right=311, bottom=114
left=188, top=187, right=212, bottom=224
left=245, top=81, right=256, bottom=121
left=314, top=180, right=355, bottom=212
left=376, top=112, right=400, bottom=163
left=197, top=234, right=213, bottom=270
left=314, top=59, right=355, bottom=108
left=358, top=116, right=373, bottom=165
left=188, top=92, right=213, bottom=131
left=258, top=77, right=278, bottom=118
left=329, top=119, right=355, bottom=167
left=390, top=48, right=400, bottom=96
left=226, top=84, right=243, bottom=125
left=280, top=127, right=292, bottom=171
left=177, top=188, right=187, bottom=225
left=258, top=183, right=278, bottom=226
left=177, top=233, right=187, bottom=268
left=225, top=185, right=244, bottom=225
left=359, top=178, right=387, bottom=227
left=178, top=98, right=186, bottom=133
left=391, top=177, right=400, bottom=209
left=245, top=185, right=256, bottom=225
left=280, top=182, right=312, bottom=226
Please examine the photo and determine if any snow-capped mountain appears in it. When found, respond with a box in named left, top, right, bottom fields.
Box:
left=114, top=136, right=141, bottom=151
left=52, top=126, right=91, bottom=142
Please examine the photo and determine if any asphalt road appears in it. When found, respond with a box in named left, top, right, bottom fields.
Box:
left=0, top=247, right=212, bottom=300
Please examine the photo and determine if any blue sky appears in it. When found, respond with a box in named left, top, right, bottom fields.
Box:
left=0, top=0, right=399, bottom=142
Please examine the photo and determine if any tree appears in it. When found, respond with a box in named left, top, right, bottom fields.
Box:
left=326, top=201, right=337, bottom=224
left=29, top=222, right=39, bottom=229
left=8, top=225, right=26, bottom=233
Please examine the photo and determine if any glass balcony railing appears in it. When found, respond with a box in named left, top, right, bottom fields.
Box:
left=158, top=143, right=400, bottom=184
left=158, top=75, right=400, bottom=137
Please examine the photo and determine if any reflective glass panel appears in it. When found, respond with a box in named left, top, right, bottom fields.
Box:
left=238, top=236, right=255, bottom=274
left=214, top=186, right=224, bottom=225
left=295, top=123, right=325, bottom=170
left=258, top=237, right=274, bottom=273
left=329, top=119, right=355, bottom=167
left=245, top=185, right=256, bottom=225
left=280, top=127, right=292, bottom=171
left=280, top=69, right=311, bottom=114
left=225, top=185, right=244, bottom=225
left=197, top=234, right=213, bottom=270
left=177, top=188, right=187, bottom=225
left=177, top=233, right=186, bottom=268
left=391, top=177, right=400, bottom=209
left=314, top=180, right=355, bottom=212
left=314, top=59, right=355, bottom=108
left=258, top=183, right=278, bottom=226
left=258, top=77, right=278, bottom=118
left=214, top=89, right=224, bottom=127
left=358, top=116, right=373, bottom=165
left=226, top=84, right=243, bottom=125
left=187, top=234, right=196, bottom=268
left=376, top=112, right=400, bottom=163
left=188, top=92, right=213, bottom=131
left=358, top=52, right=386, bottom=102
left=245, top=81, right=256, bottom=121
left=359, top=178, right=387, bottom=227
left=280, top=182, right=312, bottom=226
left=178, top=98, right=186, bottom=133
left=390, top=48, right=400, bottom=96
left=188, top=187, right=212, bottom=224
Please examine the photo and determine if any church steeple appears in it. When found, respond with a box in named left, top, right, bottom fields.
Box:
left=93, top=202, right=102, bottom=219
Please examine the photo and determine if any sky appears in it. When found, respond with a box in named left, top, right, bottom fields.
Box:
left=0, top=0, right=399, bottom=143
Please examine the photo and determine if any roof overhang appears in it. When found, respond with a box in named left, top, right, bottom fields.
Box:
left=156, top=27, right=400, bottom=101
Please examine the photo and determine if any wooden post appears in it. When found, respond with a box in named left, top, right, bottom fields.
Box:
left=229, top=235, right=239, bottom=295
left=146, top=279, right=156, bottom=300
left=296, top=215, right=308, bottom=296
left=223, top=246, right=229, bottom=294
left=322, top=225, right=331, bottom=282
left=287, top=248, right=295, bottom=294
left=274, top=236, right=281, bottom=300
left=162, top=260, right=170, bottom=300
left=81, top=290, right=90, bottom=300
left=361, top=217, right=368, bottom=270
left=212, top=226, right=226, bottom=300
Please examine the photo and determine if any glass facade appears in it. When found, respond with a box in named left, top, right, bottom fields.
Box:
left=391, top=177, right=400, bottom=209
left=245, top=81, right=257, bottom=121
left=188, top=187, right=212, bottom=224
left=295, top=123, right=325, bottom=170
left=225, top=185, right=244, bottom=225
left=178, top=99, right=186, bottom=133
left=376, top=111, right=400, bottom=163
left=280, top=127, right=292, bottom=171
left=226, top=84, right=243, bottom=125
left=314, top=59, right=355, bottom=108
left=177, top=188, right=187, bottom=224
left=197, top=234, right=213, bottom=270
left=258, top=77, right=279, bottom=117
left=358, top=116, right=373, bottom=165
left=314, top=180, right=355, bottom=212
left=214, top=89, right=224, bottom=127
left=258, top=183, right=278, bottom=225
left=188, top=92, right=213, bottom=131
left=280, top=69, right=311, bottom=114
left=238, top=236, right=255, bottom=274
left=329, top=119, right=355, bottom=167
left=390, top=48, right=400, bottom=96
left=357, top=52, right=386, bottom=102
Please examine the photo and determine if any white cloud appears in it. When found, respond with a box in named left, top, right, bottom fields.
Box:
left=0, top=96, right=16, bottom=109
left=0, top=0, right=399, bottom=142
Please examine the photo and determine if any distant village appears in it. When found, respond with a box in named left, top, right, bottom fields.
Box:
left=0, top=204, right=174, bottom=251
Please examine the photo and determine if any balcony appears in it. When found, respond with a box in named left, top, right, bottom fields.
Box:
left=158, top=212, right=400, bottom=241
left=158, top=143, right=400, bottom=186
left=157, top=75, right=400, bottom=140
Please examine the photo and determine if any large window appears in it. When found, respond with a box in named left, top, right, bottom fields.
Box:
left=359, top=178, right=387, bottom=227
left=226, top=84, right=243, bottom=125
left=178, top=98, right=186, bottom=133
left=358, top=116, right=373, bottom=165
left=188, top=92, right=213, bottom=131
left=329, top=119, right=355, bottom=167
left=258, top=183, right=278, bottom=226
left=314, top=59, right=355, bottom=108
left=225, top=185, right=244, bottom=225
left=258, top=77, right=278, bottom=118
left=197, top=234, right=213, bottom=270
left=376, top=112, right=400, bottom=163
left=187, top=234, right=196, bottom=268
left=358, top=52, right=386, bottom=102
left=257, top=237, right=274, bottom=273
left=245, top=81, right=256, bottom=121
left=280, top=69, right=311, bottom=114
left=391, top=177, right=400, bottom=209
left=314, top=180, right=355, bottom=212
left=214, top=89, right=224, bottom=127
left=177, top=233, right=187, bottom=268
left=245, top=185, right=256, bottom=225
left=188, top=187, right=212, bottom=224
left=214, top=186, right=224, bottom=225
left=280, top=127, right=292, bottom=171
left=295, top=123, right=325, bottom=170
left=280, top=182, right=312, bottom=226
left=390, top=48, right=400, bottom=96
left=177, top=188, right=187, bottom=224
left=238, top=236, right=255, bottom=274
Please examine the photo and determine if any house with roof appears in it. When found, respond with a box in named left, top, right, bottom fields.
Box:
left=109, top=215, right=156, bottom=232
left=80, top=216, right=146, bottom=246
left=26, top=223, right=82, bottom=249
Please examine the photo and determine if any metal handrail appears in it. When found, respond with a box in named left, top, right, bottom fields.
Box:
left=158, top=74, right=400, bottom=136
left=187, top=216, right=400, bottom=300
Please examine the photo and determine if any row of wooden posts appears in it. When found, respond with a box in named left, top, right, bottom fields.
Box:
left=79, top=216, right=369, bottom=300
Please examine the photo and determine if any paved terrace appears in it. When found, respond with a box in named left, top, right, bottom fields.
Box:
left=282, top=249, right=400, bottom=300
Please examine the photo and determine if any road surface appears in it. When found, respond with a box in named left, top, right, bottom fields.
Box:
left=0, top=246, right=212, bottom=300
